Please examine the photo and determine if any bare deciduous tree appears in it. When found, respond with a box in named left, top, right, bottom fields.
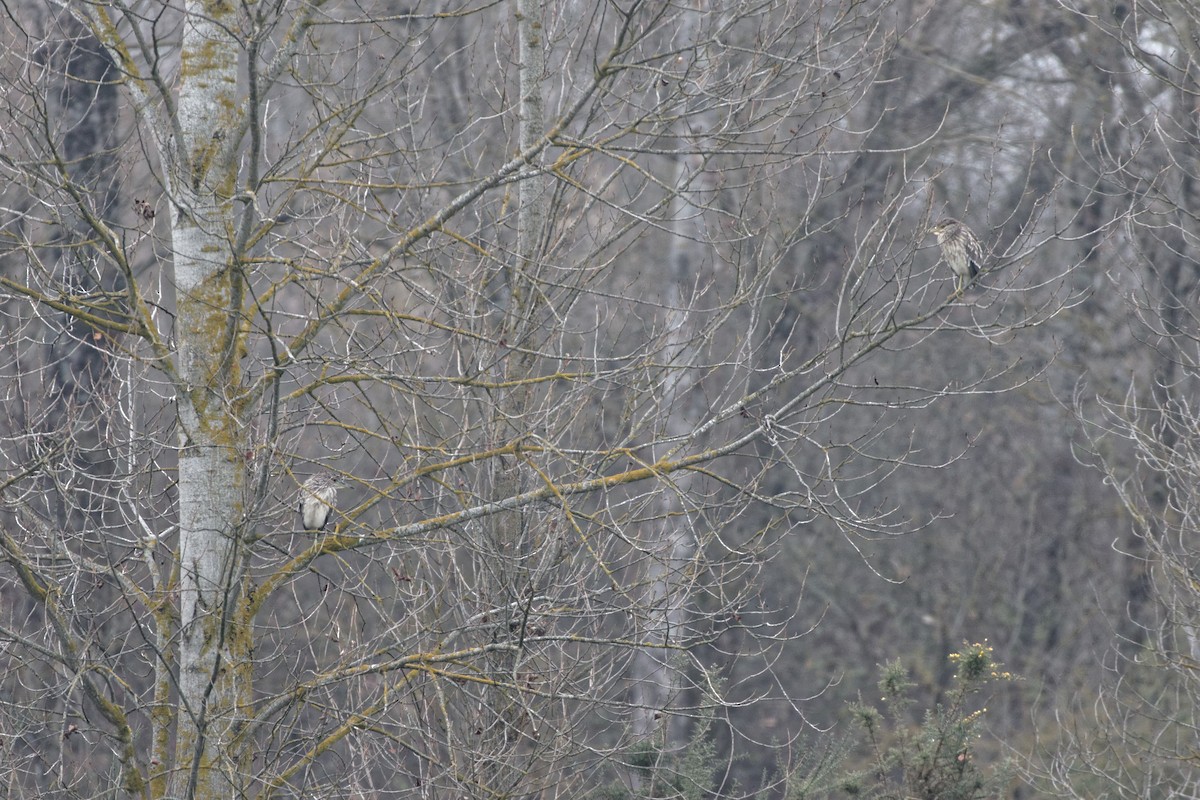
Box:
left=0, top=2, right=1075, bottom=798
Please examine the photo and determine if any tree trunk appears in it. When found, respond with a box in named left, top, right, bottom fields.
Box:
left=474, top=0, right=551, bottom=792
left=167, top=5, right=249, bottom=797
left=630, top=0, right=713, bottom=760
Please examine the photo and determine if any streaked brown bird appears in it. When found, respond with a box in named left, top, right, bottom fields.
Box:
left=930, top=217, right=984, bottom=291
left=299, top=473, right=342, bottom=531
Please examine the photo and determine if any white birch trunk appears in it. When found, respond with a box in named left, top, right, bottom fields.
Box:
left=168, top=5, right=247, bottom=798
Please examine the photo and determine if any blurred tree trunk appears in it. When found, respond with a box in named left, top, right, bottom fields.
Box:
left=475, top=0, right=550, bottom=790
left=43, top=16, right=121, bottom=419
left=629, top=4, right=712, bottom=752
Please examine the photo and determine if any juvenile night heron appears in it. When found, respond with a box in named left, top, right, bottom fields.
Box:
left=930, top=217, right=984, bottom=292
left=299, top=473, right=342, bottom=531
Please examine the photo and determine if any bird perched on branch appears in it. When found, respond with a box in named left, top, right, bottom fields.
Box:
left=930, top=217, right=984, bottom=292
left=299, top=473, right=343, bottom=531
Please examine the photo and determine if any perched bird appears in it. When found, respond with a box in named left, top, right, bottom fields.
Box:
left=299, top=473, right=342, bottom=531
left=930, top=217, right=984, bottom=291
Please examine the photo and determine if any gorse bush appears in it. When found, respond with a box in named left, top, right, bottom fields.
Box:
left=791, top=643, right=1015, bottom=800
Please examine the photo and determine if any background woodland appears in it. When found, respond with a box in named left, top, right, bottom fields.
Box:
left=0, top=0, right=1197, bottom=797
